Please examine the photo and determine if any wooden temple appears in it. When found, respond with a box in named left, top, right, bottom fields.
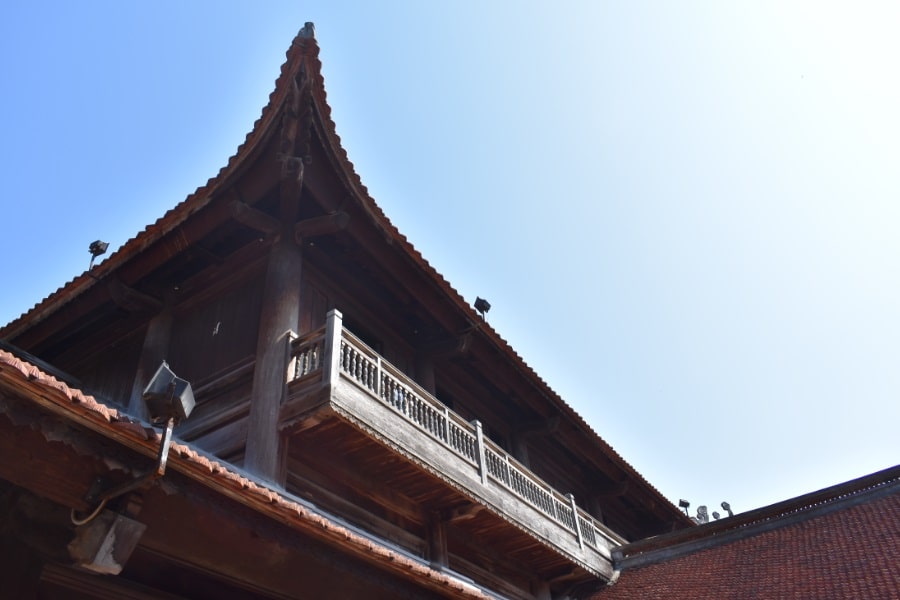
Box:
left=0, top=24, right=691, bottom=599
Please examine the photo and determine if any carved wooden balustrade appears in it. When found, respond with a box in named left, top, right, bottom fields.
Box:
left=286, top=310, right=625, bottom=576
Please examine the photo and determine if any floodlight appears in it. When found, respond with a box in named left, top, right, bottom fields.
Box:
left=88, top=240, right=109, bottom=270
left=73, top=361, right=194, bottom=527
left=142, top=360, right=195, bottom=424
left=474, top=297, right=491, bottom=319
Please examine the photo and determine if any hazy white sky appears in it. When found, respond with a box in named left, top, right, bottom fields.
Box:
left=1, top=1, right=898, bottom=514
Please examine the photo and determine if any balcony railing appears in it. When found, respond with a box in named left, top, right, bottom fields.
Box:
left=286, top=309, right=625, bottom=573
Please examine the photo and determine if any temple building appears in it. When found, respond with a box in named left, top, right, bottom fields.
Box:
left=1, top=24, right=897, bottom=599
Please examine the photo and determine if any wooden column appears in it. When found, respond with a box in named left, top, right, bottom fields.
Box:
left=244, top=60, right=310, bottom=483
left=426, top=511, right=448, bottom=569
left=128, top=309, right=173, bottom=421
left=244, top=234, right=303, bottom=483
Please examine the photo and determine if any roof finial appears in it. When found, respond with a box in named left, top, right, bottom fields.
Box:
left=299, top=22, right=315, bottom=39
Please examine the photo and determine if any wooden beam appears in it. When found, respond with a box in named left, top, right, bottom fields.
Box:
left=108, top=279, right=163, bottom=313
left=231, top=200, right=281, bottom=236
left=294, top=211, right=350, bottom=242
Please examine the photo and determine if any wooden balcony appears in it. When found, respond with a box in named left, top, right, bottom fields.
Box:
left=279, top=310, right=624, bottom=585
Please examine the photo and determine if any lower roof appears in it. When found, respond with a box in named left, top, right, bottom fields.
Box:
left=594, top=465, right=900, bottom=599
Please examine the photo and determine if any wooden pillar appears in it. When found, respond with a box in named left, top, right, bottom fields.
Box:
left=244, top=234, right=302, bottom=483
left=128, top=309, right=173, bottom=421
left=426, top=511, right=448, bottom=569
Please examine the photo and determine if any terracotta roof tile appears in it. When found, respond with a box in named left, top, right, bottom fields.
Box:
left=595, top=486, right=900, bottom=599
left=0, top=348, right=495, bottom=599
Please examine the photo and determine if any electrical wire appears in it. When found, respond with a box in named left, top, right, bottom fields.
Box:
left=70, top=497, right=108, bottom=526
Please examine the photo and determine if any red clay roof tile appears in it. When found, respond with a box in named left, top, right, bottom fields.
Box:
left=595, top=486, right=900, bottom=599
left=0, top=348, right=495, bottom=599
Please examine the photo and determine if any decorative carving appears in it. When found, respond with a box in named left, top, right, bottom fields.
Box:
left=278, top=65, right=314, bottom=184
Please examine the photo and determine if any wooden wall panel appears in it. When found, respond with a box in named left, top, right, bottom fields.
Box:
left=168, top=276, right=264, bottom=383
left=74, top=330, right=144, bottom=408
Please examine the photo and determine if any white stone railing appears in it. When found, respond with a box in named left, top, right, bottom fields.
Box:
left=289, top=309, right=623, bottom=558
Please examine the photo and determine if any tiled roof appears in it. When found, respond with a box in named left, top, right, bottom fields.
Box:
left=0, top=348, right=497, bottom=599
left=595, top=475, right=900, bottom=599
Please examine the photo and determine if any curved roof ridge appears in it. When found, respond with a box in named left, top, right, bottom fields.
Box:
left=0, top=26, right=318, bottom=340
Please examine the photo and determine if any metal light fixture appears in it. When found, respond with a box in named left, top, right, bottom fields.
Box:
left=70, top=361, right=194, bottom=574
left=88, top=240, right=109, bottom=270
left=73, top=361, right=194, bottom=520
left=474, top=297, right=491, bottom=320
left=678, top=499, right=690, bottom=516
left=142, top=360, right=195, bottom=424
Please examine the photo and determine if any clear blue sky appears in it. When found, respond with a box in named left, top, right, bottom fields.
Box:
left=2, top=2, right=898, bottom=515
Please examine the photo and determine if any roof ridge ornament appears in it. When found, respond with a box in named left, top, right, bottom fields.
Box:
left=298, top=22, right=315, bottom=39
